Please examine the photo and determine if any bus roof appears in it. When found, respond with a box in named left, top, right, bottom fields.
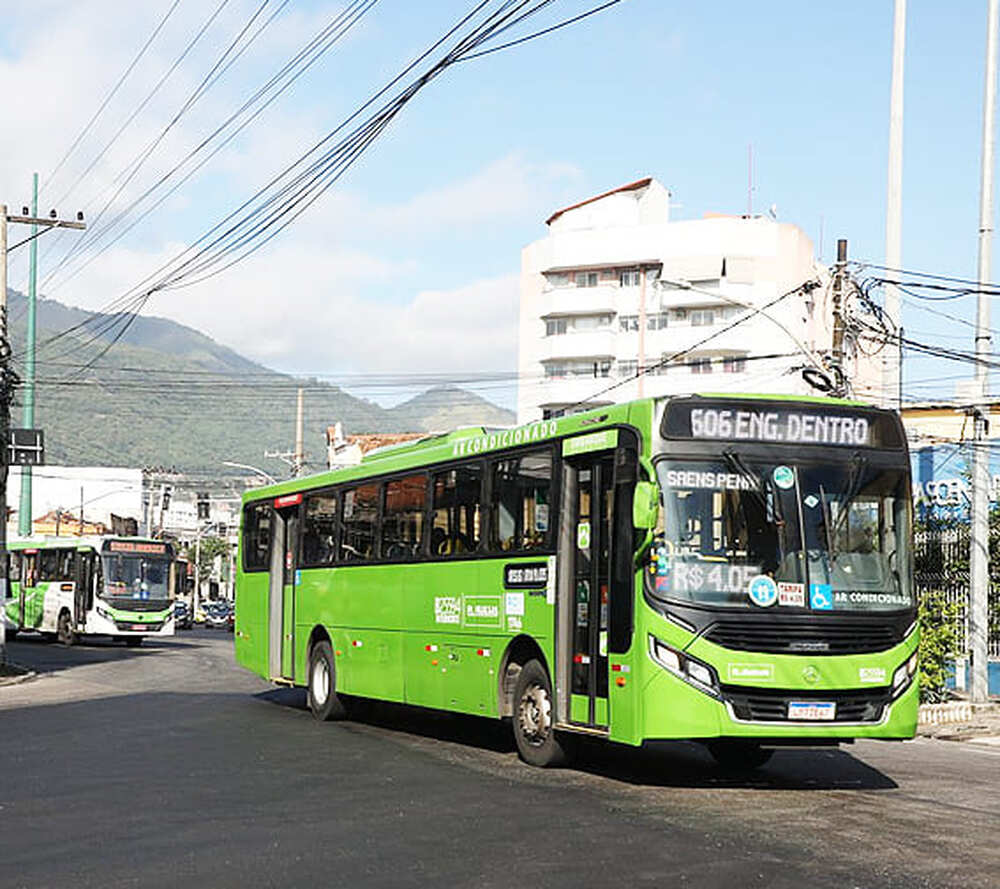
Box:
left=6, top=535, right=173, bottom=552
left=242, top=392, right=891, bottom=505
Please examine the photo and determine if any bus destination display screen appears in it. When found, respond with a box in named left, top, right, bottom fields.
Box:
left=661, top=399, right=903, bottom=449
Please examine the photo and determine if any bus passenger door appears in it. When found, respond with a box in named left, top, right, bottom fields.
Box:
left=73, top=552, right=89, bottom=627
left=268, top=503, right=300, bottom=682
left=563, top=452, right=614, bottom=729
left=22, top=552, right=38, bottom=629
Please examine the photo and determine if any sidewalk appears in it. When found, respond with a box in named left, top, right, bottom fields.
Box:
left=0, top=660, right=36, bottom=687
left=918, top=700, right=1000, bottom=743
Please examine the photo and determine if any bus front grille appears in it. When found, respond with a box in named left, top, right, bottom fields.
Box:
left=704, top=619, right=901, bottom=655
left=720, top=685, right=891, bottom=723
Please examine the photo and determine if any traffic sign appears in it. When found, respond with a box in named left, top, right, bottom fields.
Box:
left=8, top=428, right=44, bottom=465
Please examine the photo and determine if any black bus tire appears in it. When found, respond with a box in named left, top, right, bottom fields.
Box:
left=57, top=610, right=75, bottom=647
left=707, top=740, right=774, bottom=771
left=307, top=640, right=347, bottom=721
left=512, top=659, right=573, bottom=767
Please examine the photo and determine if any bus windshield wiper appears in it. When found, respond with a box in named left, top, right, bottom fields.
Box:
left=722, top=450, right=764, bottom=505
left=828, top=453, right=868, bottom=562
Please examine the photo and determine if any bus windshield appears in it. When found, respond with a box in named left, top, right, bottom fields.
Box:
left=652, top=456, right=912, bottom=612
left=102, top=555, right=171, bottom=602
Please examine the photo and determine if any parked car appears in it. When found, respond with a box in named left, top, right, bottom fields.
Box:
left=204, top=601, right=234, bottom=632
left=173, top=600, right=192, bottom=630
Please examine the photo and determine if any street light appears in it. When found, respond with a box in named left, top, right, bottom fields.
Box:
left=221, top=461, right=277, bottom=485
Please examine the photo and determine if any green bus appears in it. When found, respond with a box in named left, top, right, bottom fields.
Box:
left=4, top=536, right=178, bottom=646
left=234, top=394, right=918, bottom=768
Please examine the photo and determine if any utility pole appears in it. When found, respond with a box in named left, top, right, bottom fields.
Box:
left=831, top=239, right=848, bottom=381
left=0, top=203, right=84, bottom=658
left=637, top=268, right=647, bottom=398
left=18, top=175, right=39, bottom=538
left=970, top=0, right=999, bottom=706
left=294, top=387, right=305, bottom=477
left=883, top=0, right=906, bottom=408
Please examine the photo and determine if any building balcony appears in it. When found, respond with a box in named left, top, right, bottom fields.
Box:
left=538, top=284, right=621, bottom=317
left=538, top=330, right=617, bottom=361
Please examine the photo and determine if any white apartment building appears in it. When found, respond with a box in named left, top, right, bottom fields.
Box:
left=517, top=178, right=879, bottom=421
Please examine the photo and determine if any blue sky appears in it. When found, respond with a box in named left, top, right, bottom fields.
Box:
left=0, top=1, right=994, bottom=408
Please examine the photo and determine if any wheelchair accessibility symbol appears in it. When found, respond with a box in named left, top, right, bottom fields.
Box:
left=809, top=583, right=833, bottom=611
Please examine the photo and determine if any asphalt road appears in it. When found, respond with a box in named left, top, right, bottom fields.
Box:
left=2, top=630, right=998, bottom=889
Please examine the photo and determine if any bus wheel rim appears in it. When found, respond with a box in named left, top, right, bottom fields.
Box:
left=518, top=683, right=551, bottom=746
left=312, top=659, right=329, bottom=705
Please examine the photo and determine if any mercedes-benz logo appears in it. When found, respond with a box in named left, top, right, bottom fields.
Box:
left=802, top=665, right=820, bottom=684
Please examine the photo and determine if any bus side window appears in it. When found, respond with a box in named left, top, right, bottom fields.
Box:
left=302, top=492, right=338, bottom=567
left=58, top=549, right=76, bottom=582
left=489, top=450, right=552, bottom=552
left=382, top=473, right=427, bottom=560
left=9, top=552, right=21, bottom=585
left=341, top=483, right=379, bottom=562
left=243, top=504, right=273, bottom=572
left=39, top=551, right=59, bottom=582
left=431, top=465, right=482, bottom=556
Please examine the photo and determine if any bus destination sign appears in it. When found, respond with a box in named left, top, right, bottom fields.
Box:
left=106, top=541, right=169, bottom=556
left=662, top=400, right=902, bottom=449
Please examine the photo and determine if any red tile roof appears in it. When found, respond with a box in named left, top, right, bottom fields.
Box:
left=545, top=177, right=653, bottom=226
left=326, top=429, right=425, bottom=455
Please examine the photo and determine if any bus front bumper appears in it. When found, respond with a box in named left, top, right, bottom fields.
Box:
left=639, top=666, right=919, bottom=743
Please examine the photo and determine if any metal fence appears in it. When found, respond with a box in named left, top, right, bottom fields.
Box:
left=914, top=527, right=1000, bottom=658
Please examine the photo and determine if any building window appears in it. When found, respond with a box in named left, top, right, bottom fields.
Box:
left=542, top=408, right=565, bottom=420
left=620, top=269, right=641, bottom=287
left=618, top=360, right=638, bottom=378
left=545, top=318, right=568, bottom=336
left=688, top=358, right=712, bottom=374
left=647, top=312, right=669, bottom=330
left=575, top=271, right=599, bottom=288
left=723, top=356, right=747, bottom=374
left=619, top=314, right=638, bottom=332
left=690, top=309, right=715, bottom=327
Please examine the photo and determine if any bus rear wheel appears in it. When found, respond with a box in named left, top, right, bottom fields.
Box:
left=308, top=640, right=347, bottom=721
left=707, top=740, right=774, bottom=771
left=512, top=659, right=573, bottom=767
left=57, top=610, right=75, bottom=647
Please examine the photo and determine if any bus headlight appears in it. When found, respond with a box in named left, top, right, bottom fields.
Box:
left=648, top=635, right=720, bottom=698
left=892, top=652, right=919, bottom=698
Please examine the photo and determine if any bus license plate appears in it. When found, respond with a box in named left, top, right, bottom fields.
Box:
left=788, top=701, right=836, bottom=721
left=130, top=624, right=146, bottom=631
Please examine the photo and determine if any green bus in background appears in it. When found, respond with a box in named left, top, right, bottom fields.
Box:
left=4, top=536, right=177, bottom=646
left=234, top=394, right=918, bottom=769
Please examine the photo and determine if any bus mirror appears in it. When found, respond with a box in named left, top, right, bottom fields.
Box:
left=632, top=481, right=659, bottom=530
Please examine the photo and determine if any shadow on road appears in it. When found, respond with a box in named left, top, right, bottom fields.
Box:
left=253, top=687, right=898, bottom=790
left=6, top=631, right=211, bottom=675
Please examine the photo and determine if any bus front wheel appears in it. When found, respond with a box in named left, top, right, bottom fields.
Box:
left=308, top=640, right=347, bottom=721
left=707, top=740, right=774, bottom=771
left=57, top=610, right=75, bottom=647
left=512, top=659, right=573, bottom=768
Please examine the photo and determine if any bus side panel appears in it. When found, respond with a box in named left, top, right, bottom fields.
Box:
left=331, top=566, right=403, bottom=701
left=235, top=571, right=269, bottom=679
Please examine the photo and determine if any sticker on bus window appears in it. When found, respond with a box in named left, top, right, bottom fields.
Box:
left=810, top=583, right=834, bottom=610
left=778, top=582, right=805, bottom=607
left=577, top=522, right=591, bottom=550
left=747, top=575, right=778, bottom=607
left=772, top=466, right=794, bottom=490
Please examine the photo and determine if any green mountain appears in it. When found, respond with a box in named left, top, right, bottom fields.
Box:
left=4, top=290, right=515, bottom=473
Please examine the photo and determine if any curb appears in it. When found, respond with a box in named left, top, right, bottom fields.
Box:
left=0, top=663, right=37, bottom=688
